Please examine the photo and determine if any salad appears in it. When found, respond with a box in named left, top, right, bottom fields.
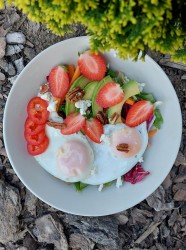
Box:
left=24, top=50, right=163, bottom=192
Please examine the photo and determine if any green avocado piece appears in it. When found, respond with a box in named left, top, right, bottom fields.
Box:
left=83, top=81, right=98, bottom=100
left=65, top=75, right=90, bottom=116
left=92, top=76, right=112, bottom=117
left=108, top=80, right=141, bottom=124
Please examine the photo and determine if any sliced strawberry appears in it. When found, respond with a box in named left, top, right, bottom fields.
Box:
left=126, top=100, right=154, bottom=127
left=84, top=118, right=103, bottom=144
left=96, top=82, right=124, bottom=108
left=48, top=65, right=70, bottom=98
left=61, top=112, right=86, bottom=135
left=78, top=50, right=106, bottom=81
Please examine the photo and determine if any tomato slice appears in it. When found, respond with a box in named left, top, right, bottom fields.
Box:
left=25, top=117, right=45, bottom=135
left=24, top=130, right=46, bottom=145
left=27, top=97, right=49, bottom=125
left=27, top=136, right=49, bottom=156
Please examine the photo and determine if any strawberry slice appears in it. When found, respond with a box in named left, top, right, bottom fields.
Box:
left=126, top=100, right=154, bottom=127
left=96, top=82, right=124, bottom=108
left=84, top=118, right=103, bottom=144
left=61, top=112, right=86, bottom=135
left=78, top=50, right=106, bottom=81
left=48, top=66, right=70, bottom=98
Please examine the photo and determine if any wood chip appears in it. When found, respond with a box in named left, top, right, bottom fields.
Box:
left=135, top=222, right=161, bottom=244
left=159, top=58, right=186, bottom=71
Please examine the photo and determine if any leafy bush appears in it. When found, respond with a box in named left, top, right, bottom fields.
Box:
left=1, top=0, right=186, bottom=63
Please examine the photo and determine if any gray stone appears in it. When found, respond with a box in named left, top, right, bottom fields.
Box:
left=6, top=32, right=26, bottom=44
left=33, top=214, right=68, bottom=250
left=8, top=75, right=17, bottom=84
left=69, top=233, right=95, bottom=250
left=173, top=189, right=186, bottom=201
left=0, top=72, right=5, bottom=81
left=0, top=58, right=16, bottom=76
left=24, top=47, right=36, bottom=60
left=24, top=189, right=37, bottom=216
left=0, top=179, right=21, bottom=244
left=16, top=247, right=28, bottom=250
left=63, top=214, right=119, bottom=249
left=114, top=212, right=128, bottom=225
left=6, top=44, right=24, bottom=56
left=14, top=57, right=24, bottom=74
left=8, top=12, right=20, bottom=25
left=146, top=185, right=174, bottom=211
left=174, top=152, right=186, bottom=167
left=0, top=37, right=6, bottom=59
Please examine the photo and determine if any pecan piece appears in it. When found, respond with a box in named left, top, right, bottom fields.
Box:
left=65, top=87, right=85, bottom=102
left=96, top=111, right=108, bottom=125
left=46, top=121, right=66, bottom=129
left=109, top=112, right=119, bottom=124
left=116, top=143, right=129, bottom=152
left=40, top=83, right=49, bottom=94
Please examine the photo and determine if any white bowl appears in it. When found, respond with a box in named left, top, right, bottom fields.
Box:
left=3, top=36, right=182, bottom=216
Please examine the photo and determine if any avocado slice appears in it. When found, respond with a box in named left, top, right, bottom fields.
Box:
left=92, top=76, right=113, bottom=117
left=65, top=76, right=90, bottom=116
left=83, top=81, right=98, bottom=101
left=108, top=80, right=141, bottom=124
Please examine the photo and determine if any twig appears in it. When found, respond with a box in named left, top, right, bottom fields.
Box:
left=159, top=58, right=186, bottom=71
left=135, top=222, right=161, bottom=244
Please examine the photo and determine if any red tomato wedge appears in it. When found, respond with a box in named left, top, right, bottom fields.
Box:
left=27, top=97, right=49, bottom=125
left=61, top=112, right=86, bottom=135
left=25, top=117, right=45, bottom=135
left=48, top=65, right=70, bottom=98
left=126, top=100, right=154, bottom=127
left=78, top=50, right=106, bottom=81
left=96, top=82, right=124, bottom=108
left=24, top=130, right=46, bottom=146
left=84, top=118, right=103, bottom=144
left=27, top=136, right=49, bottom=156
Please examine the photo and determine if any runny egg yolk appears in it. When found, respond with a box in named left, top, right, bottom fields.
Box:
left=111, top=127, right=142, bottom=158
left=56, top=140, right=92, bottom=178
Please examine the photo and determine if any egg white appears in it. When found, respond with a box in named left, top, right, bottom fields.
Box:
left=82, top=122, right=148, bottom=185
left=34, top=126, right=94, bottom=182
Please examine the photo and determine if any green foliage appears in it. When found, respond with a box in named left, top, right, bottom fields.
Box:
left=153, top=109, right=163, bottom=129
left=1, top=0, right=185, bottom=62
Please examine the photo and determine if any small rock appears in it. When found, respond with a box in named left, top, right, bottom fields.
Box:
left=155, top=243, right=167, bottom=250
left=174, top=152, right=186, bottom=167
left=14, top=57, right=24, bottom=74
left=8, top=12, right=20, bottom=26
left=0, top=37, right=6, bottom=59
left=0, top=147, right=7, bottom=157
left=173, top=189, right=186, bottom=201
left=8, top=75, right=17, bottom=84
left=24, top=189, right=37, bottom=216
left=6, top=44, right=24, bottom=56
left=33, top=214, right=68, bottom=250
left=6, top=32, right=26, bottom=44
left=0, top=179, right=22, bottom=244
left=16, top=247, right=28, bottom=250
left=0, top=72, right=5, bottom=81
left=23, top=232, right=38, bottom=250
left=69, top=233, right=95, bottom=250
left=0, top=58, right=16, bottom=76
left=174, top=165, right=186, bottom=183
left=162, top=173, right=172, bottom=190
left=114, top=212, right=128, bottom=225
left=25, top=40, right=34, bottom=48
left=130, top=208, right=148, bottom=224
left=0, top=26, right=8, bottom=37
left=24, top=47, right=36, bottom=60
left=146, top=185, right=174, bottom=211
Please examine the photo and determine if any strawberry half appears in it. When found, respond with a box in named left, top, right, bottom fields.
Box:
left=48, top=65, right=70, bottom=98
left=61, top=112, right=86, bottom=135
left=78, top=50, right=106, bottom=81
left=84, top=118, right=103, bottom=144
left=96, top=82, right=124, bottom=108
left=126, top=100, right=154, bottom=127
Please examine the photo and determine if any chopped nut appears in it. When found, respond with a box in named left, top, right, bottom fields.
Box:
left=116, top=143, right=129, bottom=152
left=46, top=121, right=66, bottom=129
left=40, top=83, right=49, bottom=94
left=66, top=87, right=85, bottom=102
left=109, top=112, right=119, bottom=124
left=96, top=111, right=108, bottom=125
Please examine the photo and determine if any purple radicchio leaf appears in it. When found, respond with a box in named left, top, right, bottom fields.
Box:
left=123, top=163, right=150, bottom=184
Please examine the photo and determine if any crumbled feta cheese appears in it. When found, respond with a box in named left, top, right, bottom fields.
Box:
left=138, top=82, right=146, bottom=92
left=47, top=100, right=58, bottom=112
left=116, top=177, right=123, bottom=188
left=91, top=166, right=96, bottom=176
left=100, top=134, right=110, bottom=144
left=153, top=101, right=163, bottom=109
left=38, top=92, right=51, bottom=102
left=138, top=157, right=144, bottom=163
left=75, top=100, right=92, bottom=115
left=98, top=184, right=104, bottom=192
left=49, top=112, right=63, bottom=123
